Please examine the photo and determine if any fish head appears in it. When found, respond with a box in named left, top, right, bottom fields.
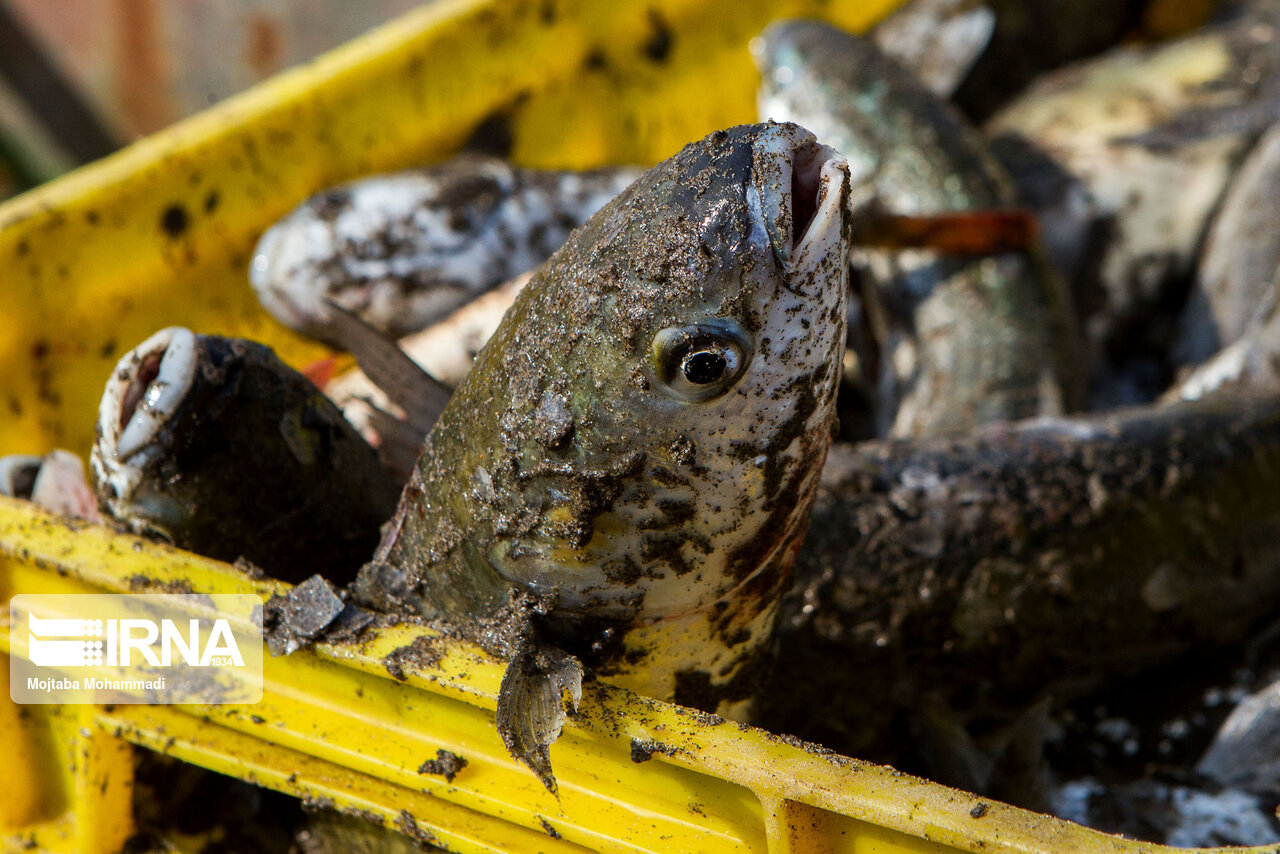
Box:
left=91, top=326, right=205, bottom=537
left=93, top=327, right=398, bottom=581
left=436, top=123, right=850, bottom=631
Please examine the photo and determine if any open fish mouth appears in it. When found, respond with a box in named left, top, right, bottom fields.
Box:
left=103, top=327, right=198, bottom=463
left=93, top=327, right=200, bottom=511
left=751, top=125, right=849, bottom=283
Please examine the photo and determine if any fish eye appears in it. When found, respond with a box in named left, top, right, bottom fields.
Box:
left=651, top=320, right=752, bottom=403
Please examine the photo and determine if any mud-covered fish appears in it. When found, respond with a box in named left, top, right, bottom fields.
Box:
left=754, top=19, right=1077, bottom=438
left=251, top=156, right=643, bottom=342
left=352, top=123, right=851, bottom=787
left=91, top=327, right=402, bottom=584
left=0, top=450, right=100, bottom=521
left=757, top=392, right=1280, bottom=788
left=986, top=12, right=1280, bottom=404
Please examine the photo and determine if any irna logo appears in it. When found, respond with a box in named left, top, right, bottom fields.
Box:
left=27, top=611, right=244, bottom=668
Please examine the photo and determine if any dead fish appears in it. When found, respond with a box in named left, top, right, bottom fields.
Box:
left=1166, top=301, right=1280, bottom=403
left=757, top=392, right=1280, bottom=780
left=754, top=19, right=1078, bottom=438
left=869, top=0, right=995, bottom=98
left=1175, top=122, right=1280, bottom=366
left=251, top=155, right=643, bottom=343
left=352, top=123, right=851, bottom=788
left=90, top=327, right=401, bottom=584
left=0, top=450, right=100, bottom=521
left=331, top=208, right=1046, bottom=460
left=1164, top=124, right=1280, bottom=402
left=986, top=14, right=1280, bottom=405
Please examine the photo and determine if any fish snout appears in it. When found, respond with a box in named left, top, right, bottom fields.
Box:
left=749, top=124, right=850, bottom=297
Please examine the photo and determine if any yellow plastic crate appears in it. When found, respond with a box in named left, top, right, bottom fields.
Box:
left=0, top=1, right=1269, bottom=852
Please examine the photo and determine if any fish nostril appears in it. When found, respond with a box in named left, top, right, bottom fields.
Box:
left=120, top=352, right=164, bottom=432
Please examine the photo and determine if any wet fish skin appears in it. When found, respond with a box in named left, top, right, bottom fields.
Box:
left=251, top=155, right=643, bottom=343
left=758, top=392, right=1280, bottom=773
left=755, top=19, right=1078, bottom=438
left=757, top=19, right=1009, bottom=212
left=354, top=123, right=851, bottom=719
left=91, top=328, right=401, bottom=585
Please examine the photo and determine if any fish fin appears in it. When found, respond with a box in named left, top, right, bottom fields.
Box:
left=496, top=639, right=584, bottom=795
left=363, top=405, right=428, bottom=483
left=854, top=210, right=1039, bottom=255
left=320, top=299, right=452, bottom=433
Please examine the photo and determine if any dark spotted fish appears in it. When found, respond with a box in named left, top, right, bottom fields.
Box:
left=352, top=123, right=851, bottom=789
left=251, top=155, right=643, bottom=343
left=759, top=392, right=1280, bottom=793
left=90, top=327, right=401, bottom=584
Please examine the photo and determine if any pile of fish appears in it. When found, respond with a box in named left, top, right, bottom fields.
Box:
left=13, top=0, right=1280, bottom=845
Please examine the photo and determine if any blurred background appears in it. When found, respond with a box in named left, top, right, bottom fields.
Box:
left=0, top=0, right=1223, bottom=203
left=0, top=0, right=430, bottom=199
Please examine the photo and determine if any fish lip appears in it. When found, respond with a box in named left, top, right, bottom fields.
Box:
left=748, top=124, right=849, bottom=275
left=96, top=327, right=199, bottom=475
left=790, top=147, right=849, bottom=271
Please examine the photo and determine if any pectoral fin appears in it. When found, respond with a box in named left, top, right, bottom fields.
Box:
left=321, top=299, right=452, bottom=433
left=496, top=638, right=584, bottom=795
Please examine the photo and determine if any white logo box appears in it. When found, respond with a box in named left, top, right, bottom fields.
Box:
left=10, top=593, right=263, bottom=704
